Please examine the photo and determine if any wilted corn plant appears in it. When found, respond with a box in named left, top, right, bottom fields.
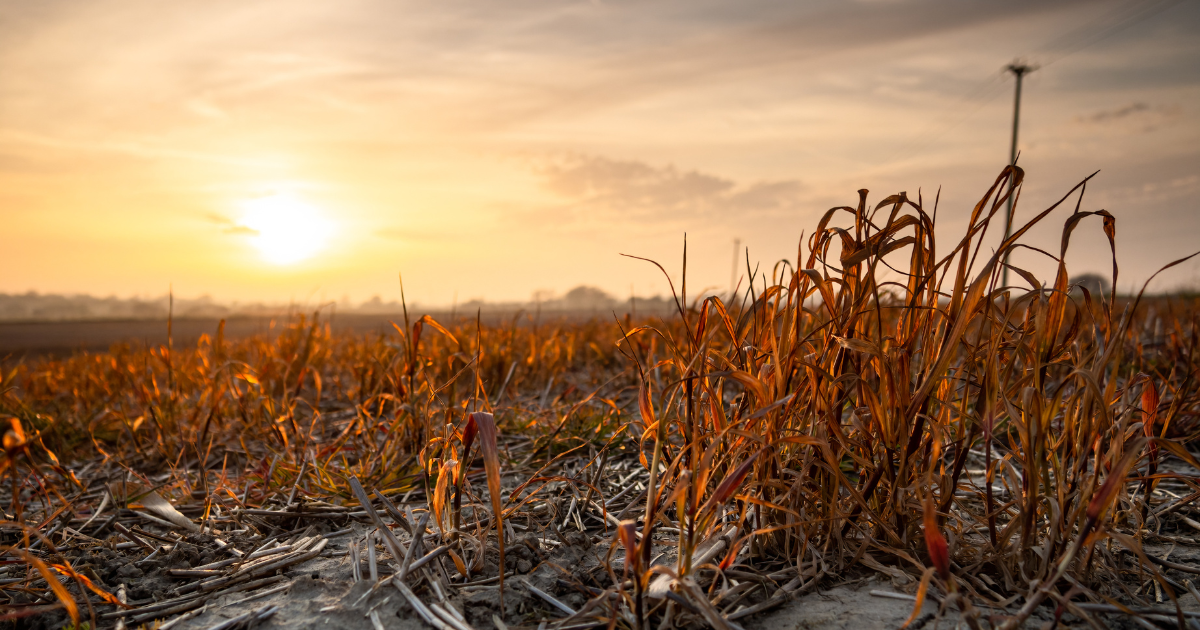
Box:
left=608, top=166, right=1200, bottom=628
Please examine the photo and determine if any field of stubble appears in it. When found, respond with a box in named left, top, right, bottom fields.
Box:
left=3, top=167, right=1200, bottom=630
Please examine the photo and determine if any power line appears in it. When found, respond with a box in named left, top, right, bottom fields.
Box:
left=880, top=70, right=1009, bottom=169
left=871, top=0, right=1186, bottom=170
left=1034, top=0, right=1185, bottom=69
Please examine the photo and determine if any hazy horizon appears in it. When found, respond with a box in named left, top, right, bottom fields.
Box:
left=4, top=0, right=1199, bottom=305
left=0, top=284, right=687, bottom=322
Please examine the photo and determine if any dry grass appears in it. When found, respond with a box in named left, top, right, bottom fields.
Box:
left=2, top=166, right=1200, bottom=629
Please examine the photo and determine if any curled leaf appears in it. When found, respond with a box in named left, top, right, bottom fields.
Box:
left=2, top=416, right=26, bottom=452
left=617, top=519, right=639, bottom=575
left=1140, top=376, right=1159, bottom=433
left=432, top=459, right=458, bottom=532
left=138, top=491, right=200, bottom=532
left=718, top=536, right=744, bottom=571
left=922, top=498, right=950, bottom=581
left=1087, top=438, right=1146, bottom=522
left=468, top=412, right=506, bottom=608
left=460, top=414, right=479, bottom=486
left=697, top=450, right=763, bottom=518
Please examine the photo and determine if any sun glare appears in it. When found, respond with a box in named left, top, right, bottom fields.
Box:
left=238, top=193, right=334, bottom=265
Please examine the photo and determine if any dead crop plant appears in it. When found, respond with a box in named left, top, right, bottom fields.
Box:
left=606, top=166, right=1200, bottom=628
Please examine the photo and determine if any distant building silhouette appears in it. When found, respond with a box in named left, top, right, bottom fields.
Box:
left=1070, top=273, right=1110, bottom=297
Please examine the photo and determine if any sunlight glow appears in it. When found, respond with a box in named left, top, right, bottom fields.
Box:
left=238, top=193, right=334, bottom=265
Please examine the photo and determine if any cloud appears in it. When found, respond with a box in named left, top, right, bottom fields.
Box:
left=1072, top=102, right=1182, bottom=132
left=203, top=212, right=258, bottom=235
left=1079, top=102, right=1152, bottom=122
left=537, top=154, right=804, bottom=222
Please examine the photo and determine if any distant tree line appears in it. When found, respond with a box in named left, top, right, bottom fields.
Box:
left=0, top=286, right=679, bottom=322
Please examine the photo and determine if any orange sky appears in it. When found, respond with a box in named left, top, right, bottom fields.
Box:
left=3, top=0, right=1198, bottom=306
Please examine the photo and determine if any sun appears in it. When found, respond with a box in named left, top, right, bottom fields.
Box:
left=238, top=193, right=334, bottom=265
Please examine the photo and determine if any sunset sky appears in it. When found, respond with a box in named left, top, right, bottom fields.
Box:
left=3, top=0, right=1198, bottom=306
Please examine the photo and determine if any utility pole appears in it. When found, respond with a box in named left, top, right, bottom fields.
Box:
left=1001, top=62, right=1034, bottom=290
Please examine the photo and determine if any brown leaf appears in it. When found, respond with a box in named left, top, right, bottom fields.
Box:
left=138, top=491, right=200, bottom=532
left=468, top=411, right=506, bottom=608
left=922, top=498, right=949, bottom=581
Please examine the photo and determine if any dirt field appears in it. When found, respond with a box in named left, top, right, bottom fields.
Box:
left=0, top=315, right=396, bottom=359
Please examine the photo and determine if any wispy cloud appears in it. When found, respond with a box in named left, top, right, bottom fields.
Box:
left=537, top=154, right=804, bottom=222
left=1072, top=102, right=1182, bottom=132
left=204, top=212, right=258, bottom=235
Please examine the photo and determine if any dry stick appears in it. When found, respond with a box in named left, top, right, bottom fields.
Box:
left=647, top=526, right=736, bottom=598
left=166, top=569, right=222, bottom=578
left=193, top=544, right=293, bottom=571
left=348, top=477, right=409, bottom=567
left=123, top=595, right=208, bottom=625
left=398, top=510, right=433, bottom=582
left=459, top=572, right=515, bottom=587
left=392, top=577, right=452, bottom=630
left=430, top=602, right=476, bottom=630
left=613, top=489, right=648, bottom=522
left=443, top=602, right=470, bottom=625
left=102, top=575, right=287, bottom=621
left=548, top=586, right=620, bottom=628
left=68, top=492, right=110, bottom=542
left=523, top=579, right=576, bottom=616
left=716, top=584, right=761, bottom=613
left=409, top=545, right=452, bottom=572
left=221, top=581, right=291, bottom=608
left=112, top=522, right=155, bottom=551
left=204, top=604, right=279, bottom=630
left=193, top=539, right=327, bottom=594
left=91, top=513, right=119, bottom=537
left=368, top=529, right=380, bottom=582
left=1152, top=489, right=1200, bottom=518
left=221, top=537, right=314, bottom=579
left=352, top=476, right=449, bottom=608
left=113, top=585, right=127, bottom=630
left=561, top=496, right=578, bottom=531
left=1073, top=603, right=1200, bottom=619
left=212, top=537, right=244, bottom=558
left=373, top=488, right=415, bottom=535
left=583, top=499, right=621, bottom=528
left=603, top=474, right=643, bottom=508
left=285, top=458, right=308, bottom=509
left=157, top=606, right=206, bottom=630
left=494, top=361, right=518, bottom=403
left=680, top=578, right=744, bottom=630
left=580, top=448, right=608, bottom=510
left=131, top=525, right=176, bottom=544
left=727, top=570, right=825, bottom=621
left=235, top=509, right=365, bottom=519
left=1143, top=553, right=1200, bottom=575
